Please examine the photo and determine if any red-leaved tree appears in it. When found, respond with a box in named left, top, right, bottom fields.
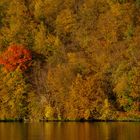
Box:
left=0, top=44, right=32, bottom=71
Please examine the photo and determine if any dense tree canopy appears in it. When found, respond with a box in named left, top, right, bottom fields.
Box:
left=0, top=0, right=139, bottom=121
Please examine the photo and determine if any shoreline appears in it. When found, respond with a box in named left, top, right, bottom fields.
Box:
left=0, top=118, right=140, bottom=122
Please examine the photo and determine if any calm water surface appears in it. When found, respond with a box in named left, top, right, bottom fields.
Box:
left=0, top=122, right=140, bottom=140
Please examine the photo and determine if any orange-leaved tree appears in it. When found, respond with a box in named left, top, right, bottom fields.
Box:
left=0, top=44, right=32, bottom=71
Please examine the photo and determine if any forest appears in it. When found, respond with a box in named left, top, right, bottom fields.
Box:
left=0, top=0, right=140, bottom=121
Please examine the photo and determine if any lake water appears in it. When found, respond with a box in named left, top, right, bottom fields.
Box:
left=0, top=122, right=139, bottom=140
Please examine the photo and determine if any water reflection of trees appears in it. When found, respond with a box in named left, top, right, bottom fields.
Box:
left=0, top=122, right=140, bottom=140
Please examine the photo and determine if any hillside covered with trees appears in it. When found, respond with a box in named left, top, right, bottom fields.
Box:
left=0, top=0, right=140, bottom=121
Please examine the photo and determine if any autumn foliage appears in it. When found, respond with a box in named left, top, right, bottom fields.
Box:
left=0, top=0, right=140, bottom=121
left=0, top=44, right=32, bottom=71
